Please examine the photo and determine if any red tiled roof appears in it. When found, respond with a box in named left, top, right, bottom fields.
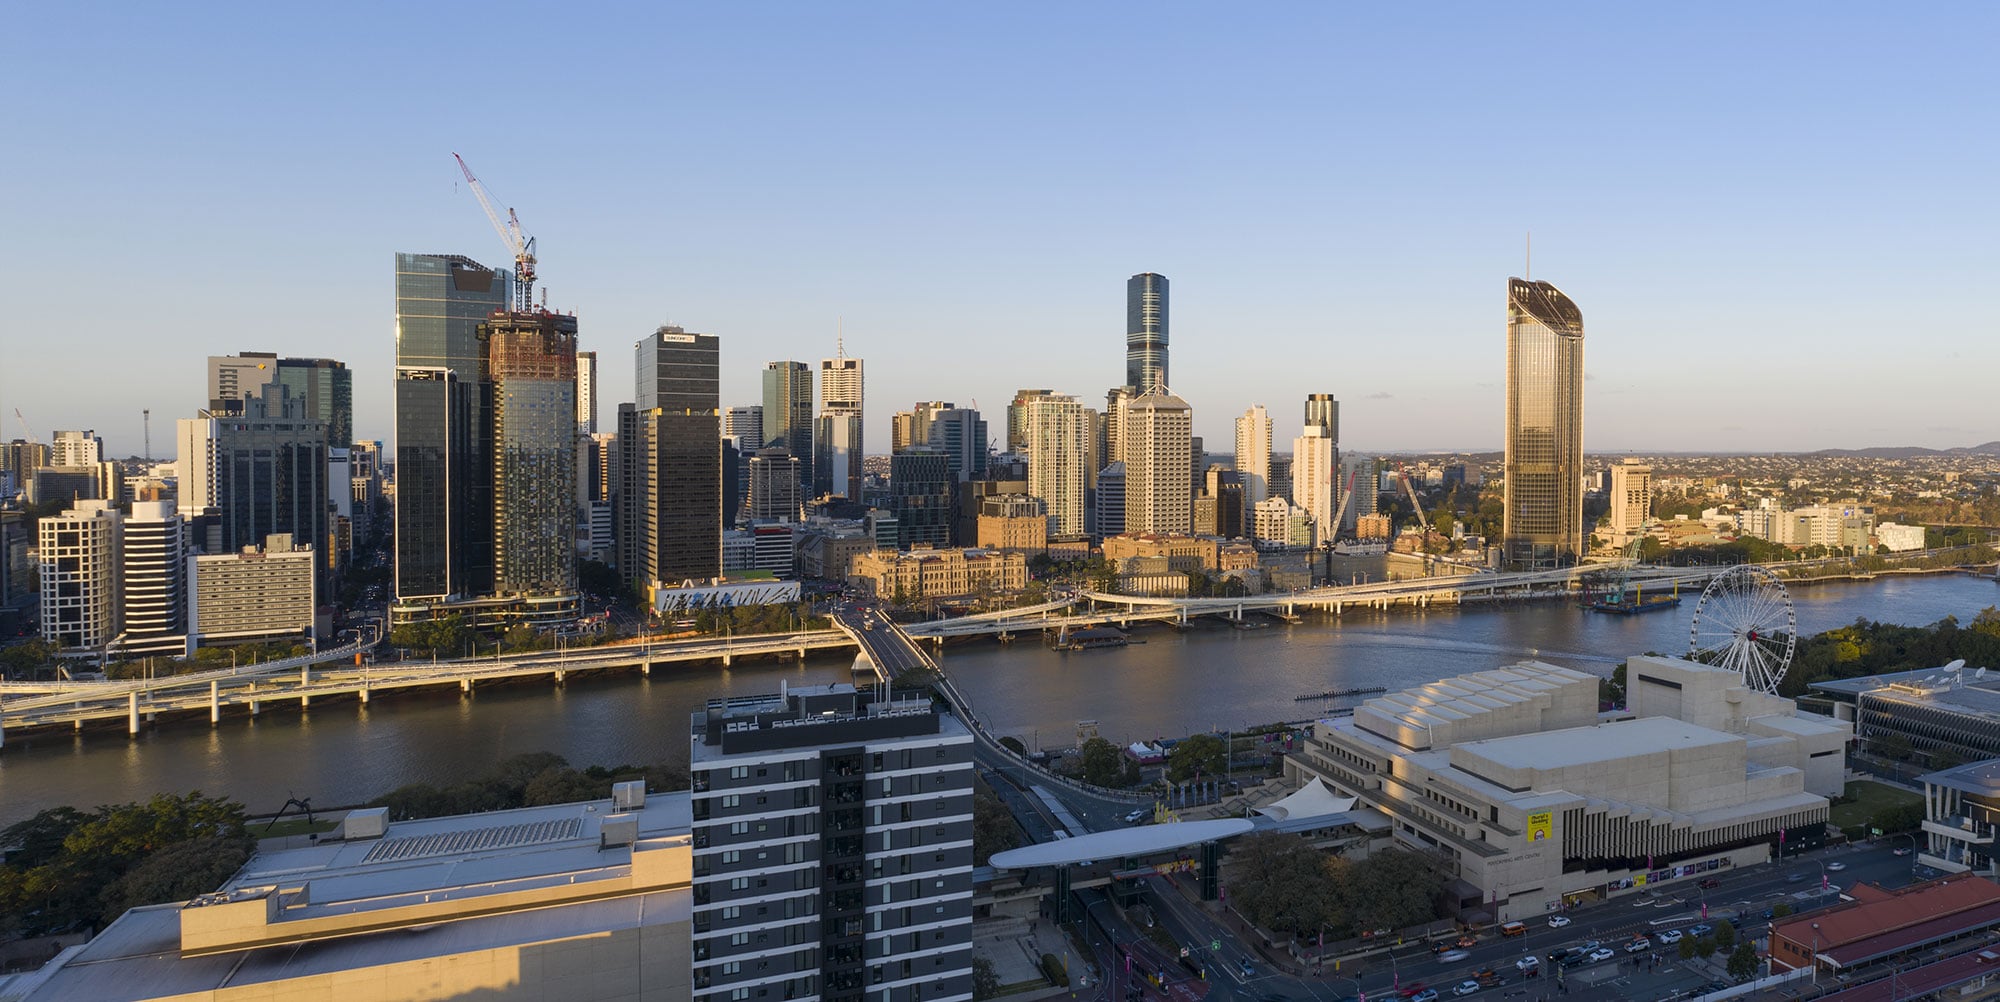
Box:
left=1772, top=874, right=2000, bottom=951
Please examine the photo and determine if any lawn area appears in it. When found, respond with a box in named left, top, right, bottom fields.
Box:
left=1829, top=780, right=1923, bottom=833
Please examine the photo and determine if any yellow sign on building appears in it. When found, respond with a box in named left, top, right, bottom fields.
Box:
left=1527, top=811, right=1554, bottom=842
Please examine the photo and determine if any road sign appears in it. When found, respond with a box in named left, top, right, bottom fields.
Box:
left=1210, top=940, right=1220, bottom=951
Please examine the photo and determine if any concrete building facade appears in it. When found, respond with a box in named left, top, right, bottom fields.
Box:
left=1234, top=405, right=1270, bottom=508
left=1023, top=394, right=1089, bottom=539
left=1502, top=277, right=1586, bottom=570
left=848, top=546, right=1028, bottom=602
left=190, top=536, right=316, bottom=646
left=1285, top=655, right=1848, bottom=919
left=1122, top=391, right=1192, bottom=536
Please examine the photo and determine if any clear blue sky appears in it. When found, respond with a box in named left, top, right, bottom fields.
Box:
left=4, top=4, right=1994, bottom=457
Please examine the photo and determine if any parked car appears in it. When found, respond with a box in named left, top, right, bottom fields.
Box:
left=1627, top=937, right=1651, bottom=953
left=1657, top=929, right=1684, bottom=945
left=1452, top=982, right=1482, bottom=997
left=1548, top=915, right=1571, bottom=928
left=1586, top=948, right=1615, bottom=964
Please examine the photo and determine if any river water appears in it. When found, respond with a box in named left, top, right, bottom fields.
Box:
left=1, top=574, right=1995, bottom=827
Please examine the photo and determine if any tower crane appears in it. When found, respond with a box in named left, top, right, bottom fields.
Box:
left=1395, top=463, right=1444, bottom=554
left=1330, top=467, right=1358, bottom=538
left=13, top=408, right=35, bottom=441
left=453, top=153, right=538, bottom=312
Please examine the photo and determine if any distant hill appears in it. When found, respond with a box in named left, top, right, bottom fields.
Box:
left=1806, top=442, right=2000, bottom=459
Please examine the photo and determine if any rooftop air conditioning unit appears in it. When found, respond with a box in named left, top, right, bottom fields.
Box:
left=600, top=814, right=639, bottom=850
left=612, top=780, right=646, bottom=811
left=342, top=807, right=389, bottom=841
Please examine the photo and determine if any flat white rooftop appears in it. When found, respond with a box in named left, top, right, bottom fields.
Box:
left=1457, top=715, right=1736, bottom=773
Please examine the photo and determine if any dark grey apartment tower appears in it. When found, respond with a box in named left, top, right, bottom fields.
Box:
left=394, top=253, right=509, bottom=600
left=1126, top=272, right=1169, bottom=394
left=890, top=449, right=951, bottom=549
left=617, top=327, right=721, bottom=590
left=690, top=682, right=975, bottom=1002
left=761, top=360, right=813, bottom=487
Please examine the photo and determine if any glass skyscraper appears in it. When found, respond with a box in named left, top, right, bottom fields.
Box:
left=761, top=360, right=813, bottom=488
left=394, top=253, right=509, bottom=601
left=1503, top=277, right=1586, bottom=570
left=486, top=312, right=580, bottom=597
left=1126, top=272, right=1170, bottom=394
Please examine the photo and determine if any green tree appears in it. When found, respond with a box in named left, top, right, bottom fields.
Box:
left=1727, top=941, right=1760, bottom=981
left=1772, top=902, right=1793, bottom=918
left=972, top=956, right=1001, bottom=999
left=972, top=789, right=1020, bottom=866
left=0, top=792, right=251, bottom=936
left=1167, top=734, right=1227, bottom=782
left=1678, top=938, right=1698, bottom=961
left=1871, top=802, right=1926, bottom=834
left=1713, top=919, right=1736, bottom=950
left=1696, top=936, right=1718, bottom=958
left=999, top=735, right=1027, bottom=756
left=1078, top=737, right=1127, bottom=787
left=1340, top=848, right=1446, bottom=932
left=1226, top=832, right=1343, bottom=935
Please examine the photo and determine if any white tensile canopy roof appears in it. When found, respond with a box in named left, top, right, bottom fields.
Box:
left=1255, top=776, right=1357, bottom=822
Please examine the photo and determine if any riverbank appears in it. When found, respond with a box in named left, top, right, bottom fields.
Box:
left=2, top=573, right=1997, bottom=828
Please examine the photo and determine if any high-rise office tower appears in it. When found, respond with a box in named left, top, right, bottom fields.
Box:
left=1292, top=427, right=1336, bottom=545
left=814, top=346, right=864, bottom=500
left=723, top=405, right=763, bottom=447
left=486, top=312, right=580, bottom=598
left=179, top=383, right=329, bottom=564
left=745, top=448, right=802, bottom=523
left=1122, top=390, right=1193, bottom=535
left=1207, top=466, right=1246, bottom=539
left=394, top=253, right=510, bottom=601
left=209, top=355, right=354, bottom=454
left=1022, top=393, right=1089, bottom=538
left=1102, top=385, right=1136, bottom=466
left=1126, top=272, right=1170, bottom=394
left=1304, top=393, right=1339, bottom=444
left=1503, top=278, right=1586, bottom=570
left=1234, top=405, right=1271, bottom=507
left=618, top=327, right=722, bottom=589
left=1094, top=461, right=1126, bottom=539
left=924, top=406, right=988, bottom=482
left=761, top=361, right=813, bottom=486
left=575, top=350, right=598, bottom=436
left=1606, top=459, right=1652, bottom=544
left=890, top=448, right=951, bottom=549
left=1005, top=389, right=1053, bottom=454
left=690, top=682, right=975, bottom=1002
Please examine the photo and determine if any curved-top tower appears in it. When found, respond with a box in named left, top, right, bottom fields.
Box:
left=1503, top=277, right=1585, bottom=571
left=1126, top=272, right=1169, bottom=394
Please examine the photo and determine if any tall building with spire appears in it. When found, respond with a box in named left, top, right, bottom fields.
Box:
left=1503, top=278, right=1586, bottom=570
left=1126, top=272, right=1169, bottom=395
left=814, top=342, right=863, bottom=500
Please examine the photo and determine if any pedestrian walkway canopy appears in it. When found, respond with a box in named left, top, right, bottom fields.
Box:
left=987, top=819, right=1254, bottom=869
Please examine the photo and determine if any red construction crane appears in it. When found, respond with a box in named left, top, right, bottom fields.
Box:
left=453, top=153, right=538, bottom=312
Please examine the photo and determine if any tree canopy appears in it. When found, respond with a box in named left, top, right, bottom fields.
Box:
left=0, top=792, right=252, bottom=937
left=1167, top=734, right=1226, bottom=782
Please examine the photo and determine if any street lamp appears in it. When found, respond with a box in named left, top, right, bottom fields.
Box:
left=1811, top=923, right=1821, bottom=986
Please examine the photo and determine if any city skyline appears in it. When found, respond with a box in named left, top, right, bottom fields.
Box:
left=5, top=6, right=1995, bottom=455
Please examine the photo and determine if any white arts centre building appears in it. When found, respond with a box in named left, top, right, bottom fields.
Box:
left=1284, top=655, right=1850, bottom=920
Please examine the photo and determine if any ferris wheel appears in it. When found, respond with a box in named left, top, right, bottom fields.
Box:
left=1688, top=565, right=1797, bottom=694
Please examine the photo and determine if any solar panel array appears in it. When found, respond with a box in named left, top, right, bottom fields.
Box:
left=361, top=817, right=584, bottom=864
